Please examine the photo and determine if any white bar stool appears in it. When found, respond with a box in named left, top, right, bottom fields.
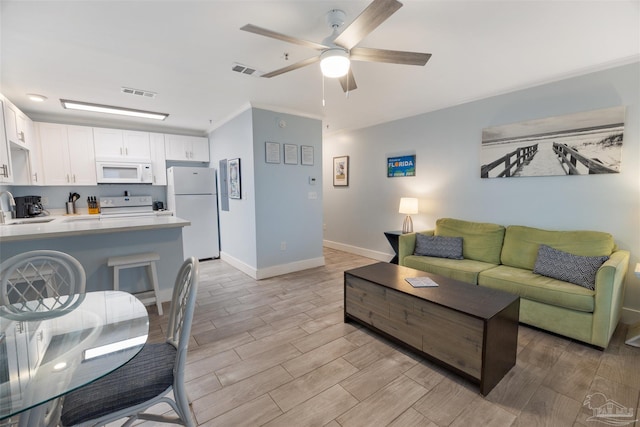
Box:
left=108, top=252, right=163, bottom=315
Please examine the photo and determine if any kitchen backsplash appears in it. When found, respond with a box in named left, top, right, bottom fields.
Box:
left=7, top=184, right=167, bottom=211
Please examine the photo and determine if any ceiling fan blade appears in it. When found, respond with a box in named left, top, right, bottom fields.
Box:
left=241, top=24, right=329, bottom=51
left=261, top=56, right=321, bottom=78
left=350, top=47, right=431, bottom=66
left=333, top=0, right=403, bottom=50
left=339, top=69, right=358, bottom=92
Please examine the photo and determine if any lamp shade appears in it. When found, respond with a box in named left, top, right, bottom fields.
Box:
left=399, top=197, right=418, bottom=214
left=320, top=48, right=350, bottom=78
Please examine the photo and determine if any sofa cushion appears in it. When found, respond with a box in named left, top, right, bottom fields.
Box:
left=533, top=244, right=609, bottom=290
left=403, top=255, right=497, bottom=285
left=435, top=218, right=505, bottom=264
left=479, top=265, right=595, bottom=313
left=414, top=234, right=463, bottom=259
left=500, top=225, right=615, bottom=271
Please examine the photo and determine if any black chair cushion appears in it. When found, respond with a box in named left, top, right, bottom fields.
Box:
left=60, top=342, right=176, bottom=426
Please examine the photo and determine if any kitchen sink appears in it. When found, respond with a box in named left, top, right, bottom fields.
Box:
left=63, top=216, right=100, bottom=222
left=4, top=218, right=55, bottom=225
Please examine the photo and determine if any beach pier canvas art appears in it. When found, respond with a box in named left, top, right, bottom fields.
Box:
left=480, top=106, right=625, bottom=178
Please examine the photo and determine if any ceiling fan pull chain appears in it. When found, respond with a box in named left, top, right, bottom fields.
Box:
left=322, top=74, right=326, bottom=107
left=346, top=74, right=350, bottom=98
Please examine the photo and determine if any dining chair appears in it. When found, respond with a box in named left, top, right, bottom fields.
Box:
left=60, top=257, right=200, bottom=427
left=0, top=250, right=86, bottom=316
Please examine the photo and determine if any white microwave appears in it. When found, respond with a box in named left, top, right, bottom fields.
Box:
left=96, top=161, right=153, bottom=184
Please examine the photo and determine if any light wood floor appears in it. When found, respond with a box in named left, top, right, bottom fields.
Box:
left=142, top=248, right=640, bottom=427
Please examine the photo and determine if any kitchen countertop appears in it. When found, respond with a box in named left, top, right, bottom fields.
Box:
left=0, top=212, right=190, bottom=242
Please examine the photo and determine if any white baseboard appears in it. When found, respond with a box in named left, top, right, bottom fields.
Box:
left=220, top=251, right=257, bottom=278
left=621, top=307, right=640, bottom=324
left=323, top=239, right=393, bottom=262
left=254, top=256, right=326, bottom=280
left=220, top=251, right=326, bottom=280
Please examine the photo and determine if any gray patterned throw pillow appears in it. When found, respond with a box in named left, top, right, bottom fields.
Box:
left=533, top=244, right=609, bottom=290
left=414, top=234, right=464, bottom=259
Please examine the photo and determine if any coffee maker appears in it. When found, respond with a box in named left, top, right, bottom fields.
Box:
left=15, top=196, right=44, bottom=218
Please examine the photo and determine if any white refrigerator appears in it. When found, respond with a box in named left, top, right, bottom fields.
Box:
left=167, top=166, right=220, bottom=260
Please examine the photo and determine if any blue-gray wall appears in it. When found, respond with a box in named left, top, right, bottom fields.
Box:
left=323, top=61, right=640, bottom=321
left=252, top=108, right=324, bottom=270
left=210, top=106, right=324, bottom=279
left=209, top=109, right=257, bottom=271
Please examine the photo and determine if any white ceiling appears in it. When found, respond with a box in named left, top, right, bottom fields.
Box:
left=1, top=1, right=638, bottom=136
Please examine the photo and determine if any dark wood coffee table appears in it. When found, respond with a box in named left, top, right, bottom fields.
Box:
left=344, top=262, right=519, bottom=395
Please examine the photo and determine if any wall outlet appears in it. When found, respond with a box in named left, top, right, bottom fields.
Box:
left=41, top=197, right=49, bottom=205
left=280, top=241, right=287, bottom=251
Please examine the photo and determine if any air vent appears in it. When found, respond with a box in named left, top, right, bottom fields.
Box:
left=232, top=63, right=262, bottom=77
left=121, top=87, right=157, bottom=98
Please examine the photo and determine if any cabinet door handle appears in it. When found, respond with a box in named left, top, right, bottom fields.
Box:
left=1, top=164, right=8, bottom=177
left=120, top=147, right=123, bottom=155
left=66, top=174, right=70, bottom=183
left=33, top=172, right=38, bottom=182
left=185, top=150, right=189, bottom=159
left=18, top=131, right=25, bottom=142
left=73, top=174, right=76, bottom=183
left=125, top=147, right=128, bottom=155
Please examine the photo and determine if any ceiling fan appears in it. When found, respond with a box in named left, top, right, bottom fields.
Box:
left=240, top=0, right=432, bottom=92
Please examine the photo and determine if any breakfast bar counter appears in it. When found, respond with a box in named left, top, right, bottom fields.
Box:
left=0, top=214, right=189, bottom=242
left=0, top=214, right=191, bottom=303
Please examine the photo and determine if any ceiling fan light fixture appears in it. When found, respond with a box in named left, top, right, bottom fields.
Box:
left=320, top=48, right=350, bottom=78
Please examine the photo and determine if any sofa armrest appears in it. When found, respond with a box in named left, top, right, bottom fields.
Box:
left=398, top=230, right=434, bottom=266
left=591, top=249, right=630, bottom=348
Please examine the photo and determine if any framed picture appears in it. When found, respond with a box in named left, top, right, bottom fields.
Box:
left=284, top=143, right=298, bottom=164
left=333, top=156, right=349, bottom=186
left=387, top=155, right=416, bottom=177
left=228, top=158, right=241, bottom=199
left=480, top=106, right=624, bottom=178
left=301, top=145, right=314, bottom=165
left=265, top=141, right=280, bottom=164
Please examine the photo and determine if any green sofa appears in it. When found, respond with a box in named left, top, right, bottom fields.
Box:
left=399, top=218, right=630, bottom=349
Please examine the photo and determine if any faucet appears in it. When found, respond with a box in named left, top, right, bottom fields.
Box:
left=0, top=190, right=16, bottom=224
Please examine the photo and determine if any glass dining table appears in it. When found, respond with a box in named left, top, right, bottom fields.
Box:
left=0, top=290, right=149, bottom=425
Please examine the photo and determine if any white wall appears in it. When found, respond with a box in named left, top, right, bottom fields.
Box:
left=323, top=62, right=640, bottom=321
left=210, top=106, right=324, bottom=279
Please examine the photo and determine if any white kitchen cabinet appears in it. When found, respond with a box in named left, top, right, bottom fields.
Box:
left=0, top=100, right=13, bottom=183
left=37, top=123, right=97, bottom=185
left=3, top=100, right=29, bottom=148
left=9, top=148, right=30, bottom=185
left=94, top=128, right=151, bottom=161
left=28, top=126, right=44, bottom=185
left=149, top=133, right=167, bottom=185
left=10, top=118, right=42, bottom=186
left=164, top=134, right=209, bottom=162
left=0, top=95, right=38, bottom=185
left=23, top=118, right=42, bottom=184
left=190, top=137, right=210, bottom=162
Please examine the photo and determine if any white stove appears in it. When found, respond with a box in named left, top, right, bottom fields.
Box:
left=99, top=196, right=155, bottom=218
